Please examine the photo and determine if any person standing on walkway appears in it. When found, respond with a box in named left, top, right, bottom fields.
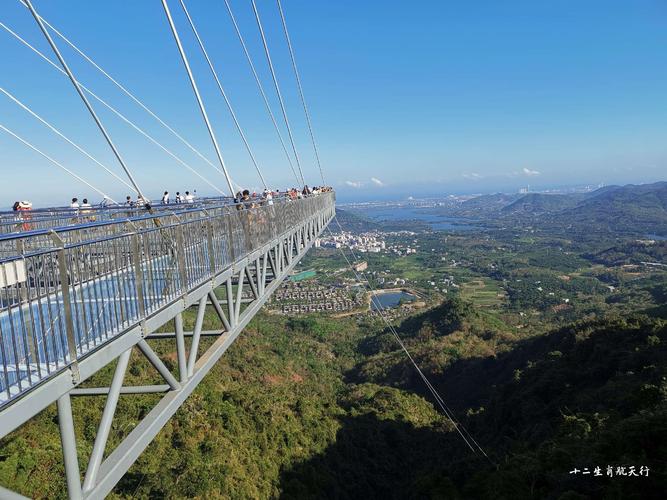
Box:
left=81, top=198, right=95, bottom=222
left=15, top=200, right=32, bottom=230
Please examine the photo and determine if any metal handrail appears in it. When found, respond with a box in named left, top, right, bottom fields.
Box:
left=0, top=192, right=324, bottom=236
left=0, top=191, right=335, bottom=408
left=0, top=193, right=328, bottom=257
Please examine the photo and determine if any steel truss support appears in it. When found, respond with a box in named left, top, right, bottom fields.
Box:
left=0, top=203, right=335, bottom=498
left=208, top=290, right=232, bottom=332
left=148, top=330, right=223, bottom=340
left=186, top=296, right=207, bottom=377
left=70, top=385, right=170, bottom=396
left=58, top=394, right=82, bottom=500
left=83, top=348, right=131, bottom=493
left=174, top=312, right=188, bottom=384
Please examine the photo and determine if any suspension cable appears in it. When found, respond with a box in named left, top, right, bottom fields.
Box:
left=160, top=0, right=235, bottom=196
left=16, top=0, right=230, bottom=188
left=222, top=0, right=300, bottom=187
left=0, top=87, right=135, bottom=192
left=178, top=0, right=268, bottom=190
left=251, top=0, right=306, bottom=187
left=0, top=21, right=226, bottom=196
left=257, top=0, right=486, bottom=455
left=332, top=216, right=490, bottom=457
left=23, top=0, right=147, bottom=202
left=276, top=0, right=325, bottom=185
left=329, top=218, right=495, bottom=464
left=245, top=0, right=490, bottom=462
left=327, top=226, right=476, bottom=452
left=0, top=124, right=115, bottom=202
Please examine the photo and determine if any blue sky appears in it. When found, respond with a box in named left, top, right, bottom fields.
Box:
left=1, top=0, right=666, bottom=205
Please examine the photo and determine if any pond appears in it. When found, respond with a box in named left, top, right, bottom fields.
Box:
left=371, top=291, right=417, bottom=311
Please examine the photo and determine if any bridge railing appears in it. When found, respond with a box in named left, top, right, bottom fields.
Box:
left=0, top=194, right=301, bottom=235
left=0, top=192, right=334, bottom=407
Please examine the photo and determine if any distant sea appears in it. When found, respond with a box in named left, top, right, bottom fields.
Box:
left=352, top=206, right=481, bottom=232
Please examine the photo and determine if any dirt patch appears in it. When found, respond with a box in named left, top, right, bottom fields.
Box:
left=263, top=374, right=283, bottom=385
left=552, top=303, right=572, bottom=313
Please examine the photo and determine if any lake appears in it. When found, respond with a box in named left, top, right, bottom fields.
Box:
left=353, top=206, right=481, bottom=232
left=371, top=291, right=417, bottom=311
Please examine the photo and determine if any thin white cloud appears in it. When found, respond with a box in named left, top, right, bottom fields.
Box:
left=522, top=167, right=541, bottom=176
left=345, top=180, right=363, bottom=188
left=370, top=177, right=385, bottom=187
left=462, top=172, right=483, bottom=180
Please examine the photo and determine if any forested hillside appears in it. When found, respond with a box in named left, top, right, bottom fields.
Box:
left=1, top=298, right=663, bottom=499
left=353, top=301, right=667, bottom=499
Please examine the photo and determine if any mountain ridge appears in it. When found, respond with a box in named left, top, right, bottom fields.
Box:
left=455, top=181, right=667, bottom=235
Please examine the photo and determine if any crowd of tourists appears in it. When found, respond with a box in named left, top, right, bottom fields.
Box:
left=233, top=185, right=332, bottom=210
left=5, top=185, right=331, bottom=232
left=9, top=185, right=331, bottom=221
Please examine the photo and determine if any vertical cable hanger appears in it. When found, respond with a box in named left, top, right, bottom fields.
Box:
left=251, top=0, right=306, bottom=187
left=24, top=0, right=148, bottom=205
left=222, top=0, right=301, bottom=187
left=178, top=0, right=268, bottom=190
left=0, top=21, right=227, bottom=196
left=161, top=0, right=236, bottom=196
left=15, top=0, right=239, bottom=190
left=276, top=0, right=326, bottom=185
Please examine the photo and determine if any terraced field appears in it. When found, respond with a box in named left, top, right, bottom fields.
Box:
left=459, top=278, right=506, bottom=307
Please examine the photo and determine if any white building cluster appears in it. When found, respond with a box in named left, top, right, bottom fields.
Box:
left=315, top=231, right=386, bottom=253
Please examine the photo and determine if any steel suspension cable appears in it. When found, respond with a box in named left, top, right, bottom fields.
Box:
left=0, top=87, right=135, bottom=192
left=270, top=2, right=487, bottom=451
left=326, top=225, right=477, bottom=454
left=256, top=0, right=488, bottom=462
left=265, top=3, right=473, bottom=447
left=330, top=218, right=494, bottom=463
left=0, top=124, right=115, bottom=202
left=161, top=0, right=235, bottom=196
left=178, top=0, right=268, bottom=190
left=16, top=0, right=229, bottom=186
left=222, top=0, right=300, bottom=187
left=276, top=0, right=325, bottom=185
left=255, top=5, right=476, bottom=450
left=24, top=0, right=147, bottom=202
left=0, top=21, right=226, bottom=195
left=332, top=217, right=490, bottom=458
left=251, top=0, right=306, bottom=187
